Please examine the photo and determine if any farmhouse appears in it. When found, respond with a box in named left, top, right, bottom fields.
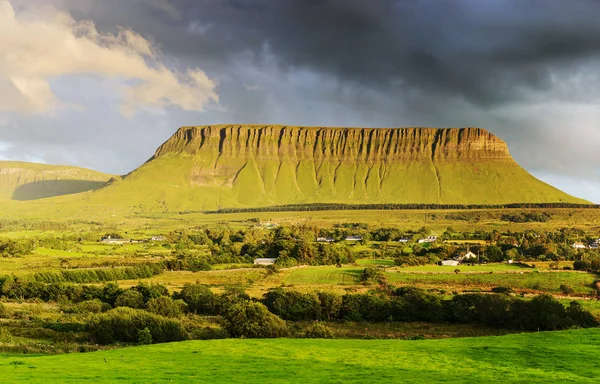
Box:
left=253, top=258, right=276, bottom=265
left=458, top=251, right=477, bottom=261
left=572, top=242, right=587, bottom=249
left=316, top=237, right=335, bottom=243
left=440, top=260, right=460, bottom=266
left=345, top=236, right=363, bottom=241
left=101, top=236, right=129, bottom=245
left=418, top=236, right=438, bottom=244
left=397, top=238, right=410, bottom=243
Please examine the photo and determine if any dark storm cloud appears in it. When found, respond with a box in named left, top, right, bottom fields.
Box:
left=52, top=0, right=600, bottom=106
left=145, top=0, right=600, bottom=105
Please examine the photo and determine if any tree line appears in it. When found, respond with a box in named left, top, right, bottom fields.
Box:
left=205, top=203, right=599, bottom=214
left=0, top=276, right=596, bottom=345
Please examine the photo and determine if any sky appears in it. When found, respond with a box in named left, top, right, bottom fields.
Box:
left=1, top=0, right=599, bottom=202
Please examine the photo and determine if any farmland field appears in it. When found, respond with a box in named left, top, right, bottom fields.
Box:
left=386, top=270, right=597, bottom=294
left=1, top=329, right=598, bottom=383
left=281, top=263, right=597, bottom=295
left=285, top=266, right=363, bottom=285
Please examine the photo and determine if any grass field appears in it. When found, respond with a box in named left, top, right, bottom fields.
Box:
left=1, top=329, right=598, bottom=383
left=117, top=269, right=267, bottom=291
left=285, top=267, right=363, bottom=285
left=387, top=270, right=596, bottom=294
left=280, top=263, right=597, bottom=296
left=397, top=263, right=529, bottom=272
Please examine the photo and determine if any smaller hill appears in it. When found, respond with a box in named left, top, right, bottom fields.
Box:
left=0, top=161, right=115, bottom=201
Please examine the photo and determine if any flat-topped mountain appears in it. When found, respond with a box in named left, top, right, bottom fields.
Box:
left=0, top=161, right=114, bottom=201
left=90, top=125, right=587, bottom=210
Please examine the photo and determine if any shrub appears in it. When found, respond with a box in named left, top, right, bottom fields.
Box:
left=573, top=260, right=592, bottom=271
left=88, top=307, right=186, bottom=344
left=317, top=292, right=342, bottom=320
left=510, top=294, right=567, bottom=331
left=360, top=267, right=378, bottom=283
left=0, top=326, right=12, bottom=342
left=262, top=289, right=321, bottom=321
left=74, top=299, right=105, bottom=313
left=175, top=284, right=220, bottom=315
left=303, top=322, right=334, bottom=339
left=396, top=287, right=445, bottom=322
left=115, top=290, right=145, bottom=309
left=559, top=284, right=575, bottom=295
left=146, top=296, right=187, bottom=318
left=138, top=327, right=153, bottom=345
left=0, top=303, right=10, bottom=318
left=132, top=282, right=169, bottom=304
left=565, top=301, right=599, bottom=328
left=274, top=257, right=297, bottom=268
left=222, top=301, right=289, bottom=338
left=491, top=286, right=514, bottom=295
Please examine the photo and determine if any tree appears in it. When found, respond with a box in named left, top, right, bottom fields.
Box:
left=360, top=267, right=379, bottom=283
left=317, top=292, right=342, bottom=320
left=147, top=296, right=187, bottom=318
left=115, top=290, right=145, bottom=309
left=132, top=282, right=169, bottom=303
left=486, top=245, right=504, bottom=262
left=138, top=327, right=153, bottom=344
left=89, top=307, right=186, bottom=344
left=262, top=289, right=321, bottom=321
left=222, top=301, right=289, bottom=338
left=175, top=284, right=219, bottom=314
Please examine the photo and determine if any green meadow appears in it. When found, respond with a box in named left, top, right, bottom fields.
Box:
left=1, top=329, right=598, bottom=383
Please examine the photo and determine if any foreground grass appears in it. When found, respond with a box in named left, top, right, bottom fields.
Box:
left=1, top=329, right=599, bottom=383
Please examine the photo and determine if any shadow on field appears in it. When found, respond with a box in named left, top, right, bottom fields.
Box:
left=12, top=180, right=107, bottom=201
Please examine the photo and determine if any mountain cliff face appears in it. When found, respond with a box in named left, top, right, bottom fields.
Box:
left=0, top=161, right=114, bottom=200
left=94, top=125, right=587, bottom=210
left=154, top=126, right=512, bottom=163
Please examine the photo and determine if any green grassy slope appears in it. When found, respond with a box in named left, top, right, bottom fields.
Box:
left=83, top=125, right=587, bottom=211
left=1, top=329, right=599, bottom=383
left=0, top=161, right=114, bottom=201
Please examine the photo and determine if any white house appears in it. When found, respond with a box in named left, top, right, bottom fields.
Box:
left=345, top=236, right=363, bottom=241
left=458, top=251, right=477, bottom=261
left=440, top=260, right=460, bottom=266
left=101, top=236, right=129, bottom=245
left=151, top=236, right=165, bottom=241
left=253, top=258, right=277, bottom=265
left=572, top=242, right=587, bottom=249
left=397, top=238, right=410, bottom=243
left=418, top=236, right=438, bottom=244
left=316, top=237, right=335, bottom=243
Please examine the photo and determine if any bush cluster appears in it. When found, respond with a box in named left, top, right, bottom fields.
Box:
left=261, top=288, right=598, bottom=331
left=88, top=307, right=186, bottom=344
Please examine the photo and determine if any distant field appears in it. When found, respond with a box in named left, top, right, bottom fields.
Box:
left=3, top=205, right=600, bottom=232
left=387, top=270, right=596, bottom=294
left=117, top=269, right=267, bottom=290
left=397, top=263, right=529, bottom=272
left=285, top=267, right=363, bottom=285
left=280, top=263, right=597, bottom=295
left=1, top=329, right=598, bottom=383
left=355, top=258, right=395, bottom=266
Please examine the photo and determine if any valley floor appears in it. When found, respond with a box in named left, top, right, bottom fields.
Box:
left=1, top=328, right=599, bottom=383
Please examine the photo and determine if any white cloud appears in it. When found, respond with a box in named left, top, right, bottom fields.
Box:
left=0, top=0, right=218, bottom=115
